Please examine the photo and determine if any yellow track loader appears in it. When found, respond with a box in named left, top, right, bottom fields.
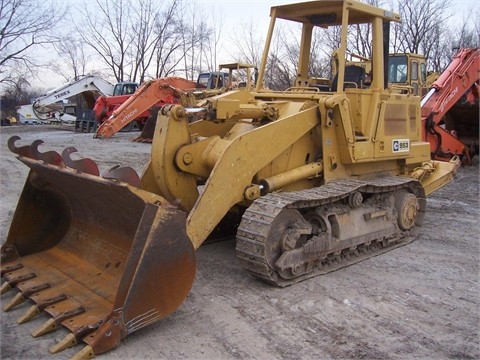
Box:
left=1, top=1, right=460, bottom=358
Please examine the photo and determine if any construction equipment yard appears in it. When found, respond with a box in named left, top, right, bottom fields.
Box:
left=0, top=124, right=478, bottom=359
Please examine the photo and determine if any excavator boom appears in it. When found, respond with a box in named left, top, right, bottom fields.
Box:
left=94, top=77, right=197, bottom=139
left=17, top=75, right=117, bottom=123
left=421, top=48, right=480, bottom=164
left=95, top=63, right=257, bottom=141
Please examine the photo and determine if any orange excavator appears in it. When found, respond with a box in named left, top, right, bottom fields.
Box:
left=95, top=63, right=257, bottom=141
left=421, top=48, right=479, bottom=165
left=94, top=77, right=198, bottom=140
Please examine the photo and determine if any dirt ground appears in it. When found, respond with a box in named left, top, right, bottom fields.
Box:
left=0, top=124, right=479, bottom=360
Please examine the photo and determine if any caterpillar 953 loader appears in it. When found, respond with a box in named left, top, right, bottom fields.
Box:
left=1, top=0, right=460, bottom=358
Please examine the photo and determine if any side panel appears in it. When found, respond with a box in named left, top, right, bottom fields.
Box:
left=374, top=94, right=425, bottom=161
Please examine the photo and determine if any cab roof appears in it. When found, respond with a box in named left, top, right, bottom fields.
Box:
left=270, top=0, right=400, bottom=27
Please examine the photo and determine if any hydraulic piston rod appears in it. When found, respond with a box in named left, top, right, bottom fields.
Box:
left=259, top=161, right=323, bottom=194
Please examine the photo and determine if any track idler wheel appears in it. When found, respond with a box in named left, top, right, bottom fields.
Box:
left=264, top=210, right=313, bottom=280
left=394, top=191, right=420, bottom=231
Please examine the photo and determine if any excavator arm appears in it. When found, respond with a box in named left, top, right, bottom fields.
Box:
left=95, top=77, right=198, bottom=139
left=421, top=48, right=480, bottom=164
left=17, top=75, right=116, bottom=123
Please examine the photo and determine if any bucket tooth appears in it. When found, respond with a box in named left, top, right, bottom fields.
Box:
left=3, top=271, right=37, bottom=286
left=32, top=304, right=86, bottom=337
left=62, top=147, right=99, bottom=175
left=17, top=304, right=41, bottom=324
left=70, top=345, right=95, bottom=360
left=4, top=282, right=51, bottom=311
left=30, top=140, right=63, bottom=166
left=0, top=263, right=23, bottom=276
left=101, top=165, right=140, bottom=187
left=18, top=282, right=51, bottom=297
left=7, top=136, right=41, bottom=159
left=49, top=333, right=77, bottom=354
left=50, top=320, right=101, bottom=354
left=0, top=263, right=29, bottom=293
left=3, top=292, right=25, bottom=311
left=35, top=293, right=67, bottom=308
left=0, top=281, right=12, bottom=294
left=17, top=293, right=67, bottom=324
left=31, top=317, right=58, bottom=337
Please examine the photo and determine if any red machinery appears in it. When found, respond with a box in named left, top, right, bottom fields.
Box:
left=421, top=48, right=479, bottom=165
left=93, top=78, right=196, bottom=134
left=94, top=77, right=197, bottom=139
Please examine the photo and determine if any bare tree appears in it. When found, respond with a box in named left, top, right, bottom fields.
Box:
left=75, top=0, right=212, bottom=83
left=75, top=0, right=134, bottom=82
left=313, top=23, right=342, bottom=76
left=0, top=0, right=66, bottom=85
left=257, top=21, right=339, bottom=90
left=262, top=25, right=295, bottom=90
left=347, top=23, right=373, bottom=59
left=0, top=75, right=48, bottom=120
left=129, top=0, right=185, bottom=82
left=48, top=37, right=90, bottom=82
left=347, top=0, right=390, bottom=59
left=391, top=0, right=451, bottom=70
left=229, top=19, right=265, bottom=67
left=180, top=2, right=213, bottom=80
left=201, top=8, right=225, bottom=72
left=423, top=25, right=448, bottom=72
left=153, top=1, right=193, bottom=79
left=129, top=0, right=158, bottom=82
left=309, top=30, right=333, bottom=79
left=448, top=10, right=480, bottom=50
left=430, top=8, right=479, bottom=72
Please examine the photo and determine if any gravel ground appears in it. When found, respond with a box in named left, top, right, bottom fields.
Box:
left=1, top=124, right=479, bottom=360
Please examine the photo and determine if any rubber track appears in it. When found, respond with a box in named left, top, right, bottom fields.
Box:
left=236, top=177, right=425, bottom=287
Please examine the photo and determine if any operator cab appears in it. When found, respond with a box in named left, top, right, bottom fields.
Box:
left=196, top=72, right=229, bottom=89
left=113, top=82, right=139, bottom=96
left=331, top=65, right=367, bottom=91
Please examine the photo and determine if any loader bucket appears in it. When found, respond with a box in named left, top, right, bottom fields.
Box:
left=1, top=137, right=196, bottom=358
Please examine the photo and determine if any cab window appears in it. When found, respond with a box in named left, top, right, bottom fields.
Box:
left=388, top=55, right=408, bottom=83
left=411, top=60, right=418, bottom=81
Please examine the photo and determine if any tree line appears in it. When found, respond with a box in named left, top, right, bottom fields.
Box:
left=0, top=0, right=478, bottom=118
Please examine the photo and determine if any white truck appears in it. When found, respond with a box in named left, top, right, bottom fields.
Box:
left=17, top=75, right=138, bottom=125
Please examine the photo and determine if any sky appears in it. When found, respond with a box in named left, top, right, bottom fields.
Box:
left=29, top=0, right=479, bottom=91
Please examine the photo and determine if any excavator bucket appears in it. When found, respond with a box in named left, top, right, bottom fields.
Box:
left=1, top=137, right=196, bottom=358
left=133, top=107, right=160, bottom=143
